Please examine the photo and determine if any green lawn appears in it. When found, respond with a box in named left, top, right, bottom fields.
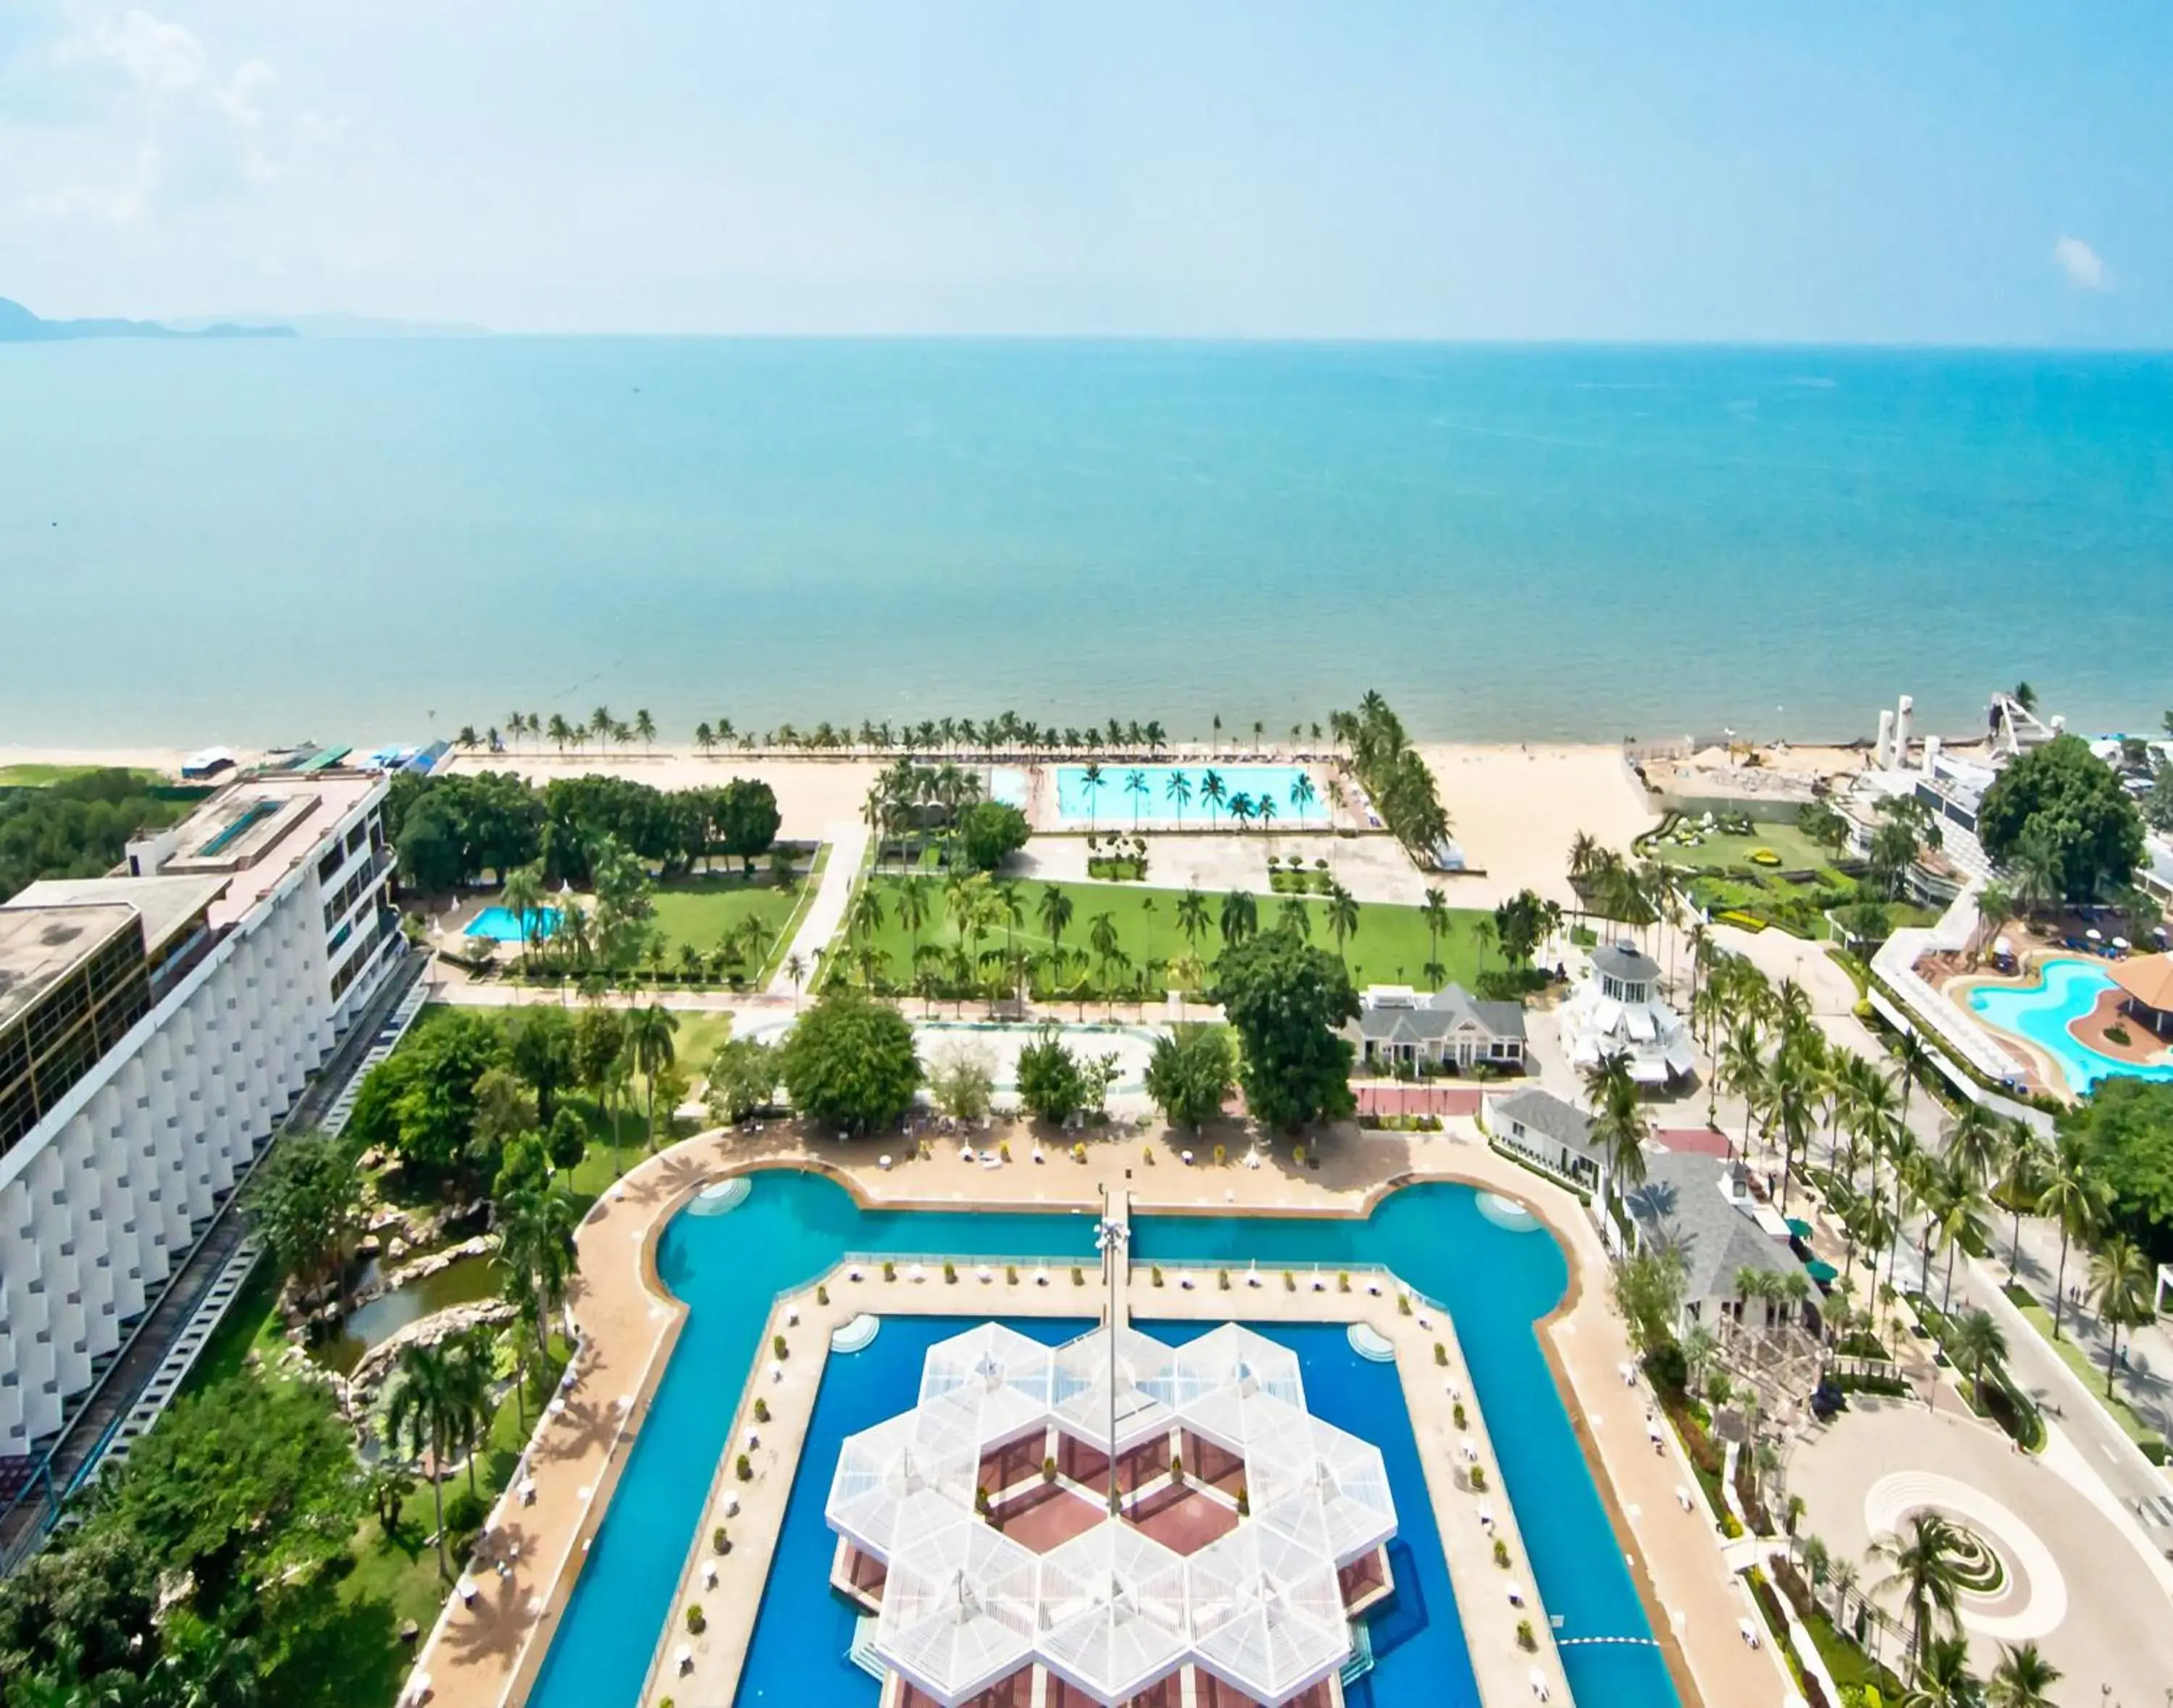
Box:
left=0, top=762, right=158, bottom=787
left=645, top=873, right=800, bottom=967
left=1638, top=817, right=1841, bottom=875
left=841, top=876, right=1495, bottom=996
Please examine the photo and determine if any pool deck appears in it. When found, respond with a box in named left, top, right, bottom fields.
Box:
left=405, top=1125, right=1799, bottom=1708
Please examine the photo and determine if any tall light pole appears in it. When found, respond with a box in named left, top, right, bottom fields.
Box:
left=1093, top=1206, right=1129, bottom=1517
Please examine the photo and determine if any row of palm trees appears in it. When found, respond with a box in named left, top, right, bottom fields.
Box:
left=834, top=874, right=1371, bottom=1010
left=490, top=711, right=1370, bottom=761
left=472, top=708, right=661, bottom=755
left=1069, top=761, right=1331, bottom=832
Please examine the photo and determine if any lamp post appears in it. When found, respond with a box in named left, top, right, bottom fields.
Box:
left=1093, top=1207, right=1129, bottom=1516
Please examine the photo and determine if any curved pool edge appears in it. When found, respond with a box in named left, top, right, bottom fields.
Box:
left=424, top=1132, right=1719, bottom=1708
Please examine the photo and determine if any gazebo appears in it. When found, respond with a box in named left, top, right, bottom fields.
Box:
left=2111, top=953, right=2173, bottom=1039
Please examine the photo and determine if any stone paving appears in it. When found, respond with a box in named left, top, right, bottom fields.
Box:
left=403, top=1119, right=1801, bottom=1708
left=1789, top=1399, right=2173, bottom=1704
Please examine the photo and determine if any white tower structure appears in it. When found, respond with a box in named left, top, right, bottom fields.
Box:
left=1875, top=708, right=1896, bottom=769
left=1891, top=695, right=1914, bottom=770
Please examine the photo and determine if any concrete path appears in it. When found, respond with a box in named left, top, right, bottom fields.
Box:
left=766, top=821, right=866, bottom=995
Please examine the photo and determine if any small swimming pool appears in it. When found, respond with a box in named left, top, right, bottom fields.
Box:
left=1968, top=956, right=2173, bottom=1096
left=464, top=904, right=560, bottom=942
left=1052, top=763, right=1326, bottom=829
left=525, top=1175, right=1678, bottom=1708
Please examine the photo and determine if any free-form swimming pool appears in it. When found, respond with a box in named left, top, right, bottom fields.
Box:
left=526, top=1174, right=1678, bottom=1708
left=732, top=1315, right=1481, bottom=1708
left=1967, top=955, right=2173, bottom=1096
left=464, top=904, right=559, bottom=942
left=1052, top=763, right=1327, bottom=829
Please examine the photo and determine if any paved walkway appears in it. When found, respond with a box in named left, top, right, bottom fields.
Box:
left=1790, top=1401, right=2173, bottom=1703
left=767, top=821, right=867, bottom=995
left=403, top=1121, right=1799, bottom=1708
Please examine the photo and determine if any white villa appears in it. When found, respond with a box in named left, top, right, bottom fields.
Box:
left=1342, top=985, right=1527, bottom=1075
left=1558, top=942, right=1695, bottom=1087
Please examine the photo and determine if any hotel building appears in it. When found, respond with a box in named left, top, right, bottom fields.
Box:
left=0, top=772, right=406, bottom=1465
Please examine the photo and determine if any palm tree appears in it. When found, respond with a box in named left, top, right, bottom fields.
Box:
left=443, top=1328, right=496, bottom=1496
left=629, top=1003, right=680, bottom=1153
left=1943, top=1101, right=2006, bottom=1192
left=501, top=861, right=547, bottom=969
left=1901, top=1634, right=1978, bottom=1704
left=1324, top=884, right=1360, bottom=965
left=1870, top=1510, right=1968, bottom=1669
left=2088, top=1231, right=2153, bottom=1397
left=546, top=713, right=573, bottom=753
left=1893, top=1028, right=1933, bottom=1138
left=2036, top=1134, right=2109, bottom=1339
left=1471, top=916, right=1494, bottom=979
left=1946, top=1307, right=2007, bottom=1412
left=847, top=883, right=886, bottom=945
left=1420, top=888, right=1449, bottom=989
left=1584, top=1052, right=1649, bottom=1221
left=1125, top=768, right=1150, bottom=829
left=1219, top=888, right=1257, bottom=945
left=635, top=708, right=657, bottom=752
left=1176, top=887, right=1209, bottom=963
left=784, top=952, right=808, bottom=1008
left=1985, top=1641, right=2061, bottom=1708
left=384, top=1342, right=463, bottom=1581
left=589, top=706, right=613, bottom=750
left=1927, top=1152, right=1992, bottom=1315
left=1289, top=772, right=1317, bottom=822
left=1200, top=768, right=1227, bottom=829
left=1993, top=1121, right=2044, bottom=1278
left=1256, top=795, right=1277, bottom=838
left=1717, top=1019, right=1767, bottom=1161
left=1278, top=895, right=1313, bottom=938
left=1037, top=884, right=1074, bottom=959
left=1164, top=768, right=1193, bottom=825
left=1081, top=761, right=1105, bottom=831
left=1088, top=910, right=1122, bottom=997
left=694, top=720, right=715, bottom=758
left=896, top=873, right=931, bottom=958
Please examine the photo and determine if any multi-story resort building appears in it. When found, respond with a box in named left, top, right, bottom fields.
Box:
left=0, top=772, right=406, bottom=1473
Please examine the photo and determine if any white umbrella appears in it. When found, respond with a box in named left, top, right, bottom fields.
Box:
left=2087, top=927, right=2103, bottom=942
left=2113, top=937, right=2131, bottom=950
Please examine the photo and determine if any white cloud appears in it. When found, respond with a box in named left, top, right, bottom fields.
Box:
left=22, top=7, right=335, bottom=221
left=2051, top=235, right=2109, bottom=292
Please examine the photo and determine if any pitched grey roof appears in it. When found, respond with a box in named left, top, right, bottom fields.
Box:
left=1622, top=1151, right=1807, bottom=1307
left=1492, top=1089, right=1595, bottom=1158
left=1591, top=941, right=1661, bottom=983
left=1352, top=985, right=1526, bottom=1045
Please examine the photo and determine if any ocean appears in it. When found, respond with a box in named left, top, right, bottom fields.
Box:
left=2, top=338, right=2168, bottom=748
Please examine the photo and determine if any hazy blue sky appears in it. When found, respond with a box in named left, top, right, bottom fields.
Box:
left=1, top=1, right=2167, bottom=341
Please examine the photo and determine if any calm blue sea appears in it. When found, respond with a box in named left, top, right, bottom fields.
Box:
left=3, top=339, right=2169, bottom=747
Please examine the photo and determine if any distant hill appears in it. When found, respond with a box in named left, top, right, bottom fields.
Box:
left=0, top=297, right=297, bottom=343
left=168, top=311, right=490, bottom=340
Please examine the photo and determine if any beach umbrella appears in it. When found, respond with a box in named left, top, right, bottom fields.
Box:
left=1804, top=1258, right=1839, bottom=1285
left=2113, top=937, right=2130, bottom=951
left=1785, top=1218, right=1814, bottom=1240
left=2087, top=927, right=2103, bottom=942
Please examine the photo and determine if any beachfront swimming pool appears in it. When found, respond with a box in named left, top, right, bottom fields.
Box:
left=526, top=1173, right=1679, bottom=1708
left=464, top=904, right=559, bottom=942
left=1052, top=763, right=1327, bottom=829
left=732, top=1314, right=1481, bottom=1708
left=1968, top=956, right=2173, bottom=1096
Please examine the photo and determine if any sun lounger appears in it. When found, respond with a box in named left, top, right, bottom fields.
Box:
left=1738, top=1617, right=1760, bottom=1648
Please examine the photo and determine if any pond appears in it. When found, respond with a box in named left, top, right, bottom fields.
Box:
left=314, top=1254, right=507, bottom=1376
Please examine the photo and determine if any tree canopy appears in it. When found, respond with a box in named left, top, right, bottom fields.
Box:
left=1330, top=693, right=1450, bottom=858
left=2062, top=1078, right=2173, bottom=1252
left=1977, top=734, right=2145, bottom=903
left=1016, top=1026, right=1088, bottom=1126
left=244, top=1130, right=368, bottom=1293
left=350, top=1009, right=510, bottom=1176
left=0, top=769, right=193, bottom=903
left=952, top=800, right=1031, bottom=873
left=777, top=989, right=921, bottom=1135
left=382, top=769, right=781, bottom=890
left=1144, top=1024, right=1236, bottom=1131
left=1210, top=925, right=1360, bottom=1131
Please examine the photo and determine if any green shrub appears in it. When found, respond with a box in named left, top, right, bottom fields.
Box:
left=735, top=1454, right=753, bottom=1481
left=753, top=1397, right=769, bottom=1423
left=713, top=1525, right=729, bottom=1553
left=685, top=1603, right=706, bottom=1635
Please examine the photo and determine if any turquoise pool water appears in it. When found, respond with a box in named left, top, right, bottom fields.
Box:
left=1052, top=763, right=1326, bottom=828
left=1968, top=956, right=2173, bottom=1096
left=527, top=1173, right=1677, bottom=1708
left=732, top=1316, right=1483, bottom=1708
left=464, top=904, right=559, bottom=942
